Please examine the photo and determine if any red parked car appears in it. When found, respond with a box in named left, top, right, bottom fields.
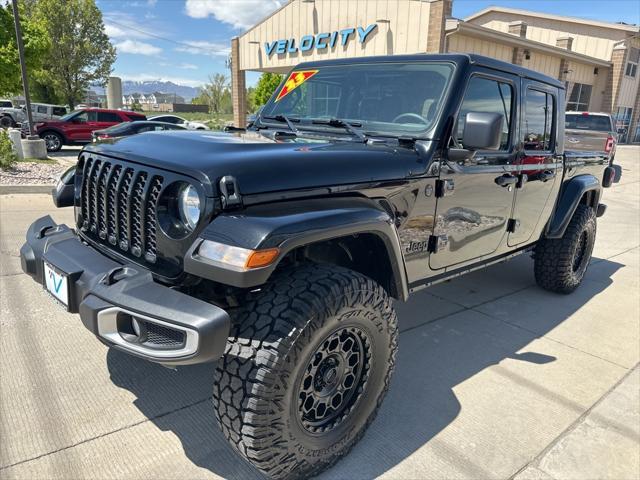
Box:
left=31, top=108, right=146, bottom=152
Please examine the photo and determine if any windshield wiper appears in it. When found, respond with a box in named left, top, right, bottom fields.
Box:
left=261, top=114, right=299, bottom=134
left=311, top=118, right=366, bottom=142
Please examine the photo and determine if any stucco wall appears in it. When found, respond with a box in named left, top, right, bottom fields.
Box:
left=238, top=0, right=435, bottom=71
left=446, top=33, right=512, bottom=62
left=469, top=11, right=631, bottom=61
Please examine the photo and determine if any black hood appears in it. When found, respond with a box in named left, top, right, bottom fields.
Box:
left=84, top=130, right=424, bottom=197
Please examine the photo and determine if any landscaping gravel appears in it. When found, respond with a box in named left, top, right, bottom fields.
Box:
left=0, top=162, right=67, bottom=185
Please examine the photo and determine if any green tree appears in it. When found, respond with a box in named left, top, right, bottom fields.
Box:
left=246, top=86, right=256, bottom=113
left=253, top=73, right=282, bottom=108
left=197, top=73, right=229, bottom=114
left=33, top=0, right=115, bottom=109
left=0, top=2, right=49, bottom=97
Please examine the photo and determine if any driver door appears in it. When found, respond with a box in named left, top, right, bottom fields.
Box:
left=65, top=111, right=96, bottom=142
left=429, top=71, right=519, bottom=270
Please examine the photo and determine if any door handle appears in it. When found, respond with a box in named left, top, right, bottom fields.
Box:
left=495, top=174, right=518, bottom=187
left=538, top=170, right=556, bottom=182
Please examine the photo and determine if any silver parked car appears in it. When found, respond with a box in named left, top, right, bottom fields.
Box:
left=565, top=111, right=617, bottom=162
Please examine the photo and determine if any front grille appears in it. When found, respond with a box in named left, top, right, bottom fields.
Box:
left=79, top=157, right=164, bottom=264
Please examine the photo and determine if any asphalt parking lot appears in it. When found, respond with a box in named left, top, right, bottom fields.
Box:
left=0, top=147, right=638, bottom=480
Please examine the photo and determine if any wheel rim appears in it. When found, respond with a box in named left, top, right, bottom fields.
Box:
left=44, top=134, right=60, bottom=150
left=297, top=326, right=371, bottom=434
left=572, top=230, right=589, bottom=272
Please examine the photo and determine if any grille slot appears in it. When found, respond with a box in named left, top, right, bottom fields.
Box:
left=144, top=321, right=186, bottom=348
left=80, top=157, right=163, bottom=264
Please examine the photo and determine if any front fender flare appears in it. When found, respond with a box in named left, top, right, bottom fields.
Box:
left=184, top=197, right=409, bottom=299
left=546, top=174, right=601, bottom=239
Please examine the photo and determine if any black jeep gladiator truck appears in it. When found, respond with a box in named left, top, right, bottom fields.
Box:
left=21, top=54, right=615, bottom=479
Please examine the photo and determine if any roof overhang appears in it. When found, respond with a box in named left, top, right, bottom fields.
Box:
left=446, top=19, right=612, bottom=68
left=465, top=6, right=639, bottom=34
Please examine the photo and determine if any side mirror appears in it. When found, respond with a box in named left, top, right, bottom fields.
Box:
left=460, top=112, right=504, bottom=150
left=448, top=112, right=504, bottom=163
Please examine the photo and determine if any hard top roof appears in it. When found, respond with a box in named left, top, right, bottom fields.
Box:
left=294, top=53, right=564, bottom=89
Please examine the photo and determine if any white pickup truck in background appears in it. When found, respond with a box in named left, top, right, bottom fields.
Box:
left=565, top=111, right=619, bottom=163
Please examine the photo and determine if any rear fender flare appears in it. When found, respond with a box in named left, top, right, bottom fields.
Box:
left=184, top=197, right=409, bottom=299
left=546, top=174, right=601, bottom=239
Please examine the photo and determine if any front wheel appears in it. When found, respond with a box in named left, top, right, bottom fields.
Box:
left=40, top=131, right=63, bottom=152
left=534, top=204, right=596, bottom=293
left=213, top=264, right=398, bottom=479
left=0, top=115, right=15, bottom=128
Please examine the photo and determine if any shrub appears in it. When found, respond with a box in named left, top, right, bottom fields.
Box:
left=0, top=129, right=18, bottom=170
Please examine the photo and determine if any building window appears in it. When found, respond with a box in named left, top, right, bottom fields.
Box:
left=566, top=82, right=592, bottom=112
left=614, top=106, right=633, bottom=143
left=625, top=47, right=639, bottom=78
left=524, top=89, right=555, bottom=151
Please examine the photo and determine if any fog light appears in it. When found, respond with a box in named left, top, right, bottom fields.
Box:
left=132, top=317, right=142, bottom=336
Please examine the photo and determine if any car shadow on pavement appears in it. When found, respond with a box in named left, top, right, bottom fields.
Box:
left=106, top=257, right=623, bottom=480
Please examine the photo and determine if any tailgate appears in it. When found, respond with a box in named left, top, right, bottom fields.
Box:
left=565, top=129, right=607, bottom=152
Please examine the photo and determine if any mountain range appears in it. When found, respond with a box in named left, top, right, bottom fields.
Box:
left=93, top=80, right=201, bottom=102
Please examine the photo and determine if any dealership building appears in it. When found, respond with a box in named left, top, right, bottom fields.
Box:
left=230, top=0, right=640, bottom=143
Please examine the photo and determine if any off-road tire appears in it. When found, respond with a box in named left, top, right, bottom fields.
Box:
left=0, top=115, right=15, bottom=128
left=213, top=264, right=398, bottom=479
left=534, top=204, right=596, bottom=294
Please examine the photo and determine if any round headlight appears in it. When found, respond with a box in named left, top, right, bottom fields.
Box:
left=178, top=184, right=201, bottom=231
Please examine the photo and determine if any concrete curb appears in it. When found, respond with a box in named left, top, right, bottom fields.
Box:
left=0, top=184, right=53, bottom=195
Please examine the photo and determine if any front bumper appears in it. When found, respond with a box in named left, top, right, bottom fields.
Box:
left=20, top=215, right=230, bottom=365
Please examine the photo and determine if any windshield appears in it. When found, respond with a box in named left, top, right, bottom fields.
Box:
left=60, top=110, right=83, bottom=122
left=566, top=114, right=612, bottom=132
left=260, top=62, right=454, bottom=137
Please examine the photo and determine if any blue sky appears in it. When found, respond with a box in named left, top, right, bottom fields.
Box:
left=98, top=0, right=640, bottom=88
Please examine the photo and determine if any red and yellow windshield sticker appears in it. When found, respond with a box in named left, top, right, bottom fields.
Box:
left=275, top=70, right=319, bottom=102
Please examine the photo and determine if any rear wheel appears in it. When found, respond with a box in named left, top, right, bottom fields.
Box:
left=534, top=204, right=596, bottom=293
left=213, top=264, right=398, bottom=479
left=40, top=131, right=63, bottom=152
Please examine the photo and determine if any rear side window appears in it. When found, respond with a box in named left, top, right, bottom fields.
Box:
left=523, top=89, right=555, bottom=151
left=98, top=112, right=121, bottom=122
left=456, top=76, right=513, bottom=150
left=565, top=114, right=612, bottom=131
left=52, top=107, right=67, bottom=116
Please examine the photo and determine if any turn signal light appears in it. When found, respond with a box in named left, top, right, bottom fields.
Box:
left=246, top=248, right=280, bottom=269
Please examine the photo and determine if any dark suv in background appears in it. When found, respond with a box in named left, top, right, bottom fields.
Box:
left=30, top=108, right=146, bottom=152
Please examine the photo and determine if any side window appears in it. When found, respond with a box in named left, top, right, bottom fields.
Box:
left=86, top=111, right=97, bottom=122
left=37, top=105, right=47, bottom=114
left=52, top=107, right=66, bottom=116
left=524, top=89, right=555, bottom=151
left=98, top=112, right=120, bottom=122
left=456, top=76, right=512, bottom=150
